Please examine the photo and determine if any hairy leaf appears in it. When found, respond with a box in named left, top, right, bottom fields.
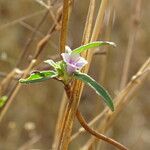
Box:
left=44, top=59, right=56, bottom=68
left=72, top=41, right=116, bottom=54
left=74, top=72, right=114, bottom=111
left=19, top=70, right=57, bottom=84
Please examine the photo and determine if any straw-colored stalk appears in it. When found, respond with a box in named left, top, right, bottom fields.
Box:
left=0, top=8, right=62, bottom=123
left=80, top=57, right=150, bottom=150
left=56, top=0, right=111, bottom=149
left=120, top=0, right=142, bottom=90
left=80, top=0, right=142, bottom=149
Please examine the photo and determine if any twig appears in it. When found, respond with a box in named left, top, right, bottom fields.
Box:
left=18, top=135, right=41, bottom=150
left=64, top=85, right=128, bottom=150
left=0, top=59, right=37, bottom=122
left=52, top=0, right=73, bottom=149
left=0, top=10, right=46, bottom=31
left=70, top=60, right=149, bottom=145
left=120, top=0, right=142, bottom=89
left=56, top=0, right=111, bottom=149
left=55, top=1, right=95, bottom=149
left=76, top=110, right=128, bottom=150
left=59, top=0, right=70, bottom=53
left=80, top=57, right=150, bottom=149
left=71, top=108, right=108, bottom=141
left=19, top=21, right=45, bottom=37
left=16, top=10, right=50, bottom=67
left=0, top=7, right=63, bottom=123
left=35, top=0, right=50, bottom=9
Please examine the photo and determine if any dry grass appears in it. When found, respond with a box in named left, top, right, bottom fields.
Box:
left=0, top=0, right=149, bottom=150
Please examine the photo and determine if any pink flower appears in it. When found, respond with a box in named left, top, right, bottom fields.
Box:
left=61, top=47, right=88, bottom=74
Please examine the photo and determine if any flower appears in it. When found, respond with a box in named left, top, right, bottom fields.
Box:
left=61, top=46, right=88, bottom=74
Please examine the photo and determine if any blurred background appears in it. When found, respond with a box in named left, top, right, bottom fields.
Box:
left=0, top=0, right=149, bottom=149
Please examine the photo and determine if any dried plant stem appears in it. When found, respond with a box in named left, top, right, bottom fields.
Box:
left=59, top=0, right=70, bottom=53
left=93, top=5, right=115, bottom=149
left=0, top=10, right=46, bottom=31
left=0, top=59, right=36, bottom=122
left=16, top=10, right=50, bottom=67
left=120, top=0, right=141, bottom=89
left=71, top=108, right=108, bottom=141
left=0, top=8, right=62, bottom=123
left=56, top=0, right=113, bottom=149
left=52, top=92, right=67, bottom=150
left=76, top=109, right=128, bottom=150
left=0, top=70, right=17, bottom=96
left=18, top=135, right=41, bottom=150
left=60, top=84, right=127, bottom=150
left=52, top=0, right=73, bottom=149
left=54, top=0, right=95, bottom=149
left=63, top=83, right=126, bottom=150
left=91, top=0, right=109, bottom=41
left=80, top=57, right=150, bottom=150
left=84, top=0, right=109, bottom=74
left=98, top=6, right=114, bottom=84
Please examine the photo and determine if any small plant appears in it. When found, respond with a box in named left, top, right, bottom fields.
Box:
left=20, top=41, right=115, bottom=111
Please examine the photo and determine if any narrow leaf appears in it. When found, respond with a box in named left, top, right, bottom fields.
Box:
left=74, top=72, right=114, bottom=111
left=44, top=59, right=56, bottom=68
left=0, top=96, right=8, bottom=108
left=72, top=41, right=116, bottom=54
left=19, top=70, right=57, bottom=84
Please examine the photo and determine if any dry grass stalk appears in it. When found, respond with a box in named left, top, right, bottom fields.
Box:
left=120, top=0, right=142, bottom=89
left=54, top=0, right=96, bottom=149
left=16, top=10, right=50, bottom=67
left=59, top=0, right=70, bottom=53
left=80, top=57, right=150, bottom=150
left=0, top=10, right=46, bottom=31
left=55, top=0, right=96, bottom=149
left=97, top=5, right=115, bottom=84
left=52, top=0, right=72, bottom=149
left=56, top=0, right=116, bottom=149
left=0, top=59, right=37, bottom=122
left=0, top=7, right=63, bottom=123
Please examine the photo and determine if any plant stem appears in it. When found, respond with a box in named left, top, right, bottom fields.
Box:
left=80, top=57, right=150, bottom=150
left=120, top=0, right=142, bottom=89
left=59, top=0, right=70, bottom=53
left=63, top=84, right=128, bottom=150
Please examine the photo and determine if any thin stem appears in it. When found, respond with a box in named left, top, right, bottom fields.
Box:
left=59, top=0, right=70, bottom=53
left=16, top=10, right=50, bottom=67
left=0, top=7, right=63, bottom=123
left=76, top=110, right=128, bottom=150
left=52, top=0, right=73, bottom=149
left=57, top=0, right=96, bottom=148
left=0, top=10, right=46, bottom=31
left=80, top=57, right=150, bottom=150
left=64, top=84, right=128, bottom=150
left=120, top=0, right=141, bottom=89
left=0, top=60, right=36, bottom=122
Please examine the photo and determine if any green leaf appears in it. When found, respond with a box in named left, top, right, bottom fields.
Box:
left=74, top=72, right=114, bottom=111
left=0, top=96, right=8, bottom=108
left=72, top=41, right=116, bottom=54
left=19, top=70, right=57, bottom=84
left=44, top=59, right=56, bottom=68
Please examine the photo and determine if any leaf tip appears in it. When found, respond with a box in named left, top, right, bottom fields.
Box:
left=107, top=41, right=116, bottom=47
left=110, top=105, right=115, bottom=112
left=19, top=78, right=26, bottom=84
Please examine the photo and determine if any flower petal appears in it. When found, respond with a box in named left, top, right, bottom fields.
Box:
left=66, top=63, right=77, bottom=74
left=69, top=53, right=80, bottom=63
left=75, top=57, right=88, bottom=68
left=61, top=53, right=70, bottom=63
left=65, top=46, right=72, bottom=53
